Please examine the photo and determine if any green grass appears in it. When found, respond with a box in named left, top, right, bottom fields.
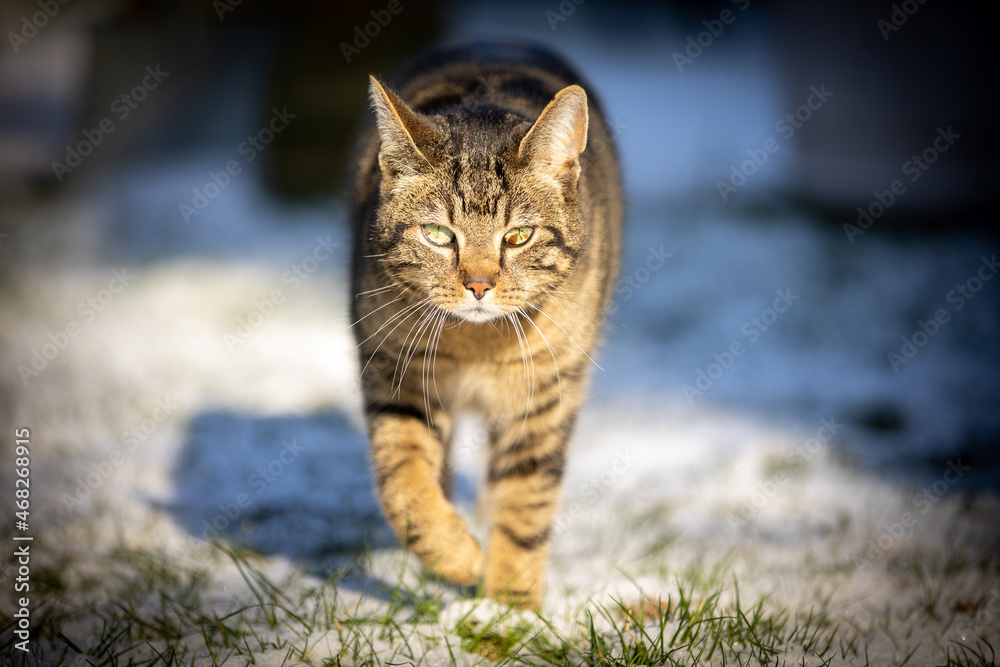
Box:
left=1, top=539, right=997, bottom=667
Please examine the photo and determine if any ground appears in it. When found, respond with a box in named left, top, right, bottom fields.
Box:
left=0, top=183, right=997, bottom=665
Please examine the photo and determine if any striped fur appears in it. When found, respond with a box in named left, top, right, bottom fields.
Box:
left=349, top=42, right=623, bottom=609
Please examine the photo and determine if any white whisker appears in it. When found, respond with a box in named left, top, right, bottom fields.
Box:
left=357, top=297, right=431, bottom=380
left=356, top=282, right=401, bottom=298
left=355, top=297, right=426, bottom=348
left=396, top=302, right=439, bottom=394
left=525, top=302, right=604, bottom=372
left=506, top=311, right=535, bottom=435
left=424, top=309, right=448, bottom=427
left=519, top=306, right=562, bottom=411
left=345, top=293, right=407, bottom=334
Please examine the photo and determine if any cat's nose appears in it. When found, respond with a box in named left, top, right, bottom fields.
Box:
left=464, top=279, right=494, bottom=300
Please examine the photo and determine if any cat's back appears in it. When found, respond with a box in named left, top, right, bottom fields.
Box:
left=383, top=41, right=589, bottom=114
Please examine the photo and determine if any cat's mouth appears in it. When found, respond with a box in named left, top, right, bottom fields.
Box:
left=450, top=301, right=507, bottom=323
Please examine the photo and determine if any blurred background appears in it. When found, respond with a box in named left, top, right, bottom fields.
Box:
left=2, top=0, right=996, bottom=208
left=0, top=0, right=998, bottom=580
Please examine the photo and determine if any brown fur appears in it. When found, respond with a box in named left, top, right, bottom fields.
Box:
left=349, top=42, right=623, bottom=609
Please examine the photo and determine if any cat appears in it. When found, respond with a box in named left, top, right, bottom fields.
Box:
left=349, top=41, right=623, bottom=609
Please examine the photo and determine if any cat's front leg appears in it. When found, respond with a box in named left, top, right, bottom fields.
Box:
left=368, top=404, right=484, bottom=585
left=484, top=418, right=572, bottom=609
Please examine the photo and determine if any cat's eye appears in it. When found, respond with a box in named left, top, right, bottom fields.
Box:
left=503, top=226, right=533, bottom=246
left=422, top=223, right=456, bottom=246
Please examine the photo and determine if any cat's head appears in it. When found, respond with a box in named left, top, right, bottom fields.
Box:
left=366, top=76, right=589, bottom=323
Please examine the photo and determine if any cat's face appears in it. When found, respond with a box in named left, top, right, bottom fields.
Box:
left=368, top=78, right=589, bottom=324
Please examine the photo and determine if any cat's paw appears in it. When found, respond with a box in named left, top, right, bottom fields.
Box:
left=441, top=597, right=549, bottom=638
left=424, top=527, right=484, bottom=586
left=484, top=583, right=542, bottom=611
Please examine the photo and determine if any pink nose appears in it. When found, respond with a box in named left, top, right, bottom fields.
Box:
left=465, top=281, right=493, bottom=300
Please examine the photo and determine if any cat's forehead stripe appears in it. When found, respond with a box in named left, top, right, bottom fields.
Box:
left=451, top=155, right=504, bottom=219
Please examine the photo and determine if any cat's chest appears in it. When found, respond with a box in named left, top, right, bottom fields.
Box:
left=434, top=324, right=536, bottom=413
left=444, top=361, right=539, bottom=418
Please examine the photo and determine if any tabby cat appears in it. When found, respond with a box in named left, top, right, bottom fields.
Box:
left=349, top=42, right=623, bottom=609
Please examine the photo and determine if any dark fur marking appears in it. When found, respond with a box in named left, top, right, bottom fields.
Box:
left=517, top=500, right=555, bottom=511
left=494, top=157, right=509, bottom=190
left=497, top=76, right=557, bottom=106
left=390, top=221, right=410, bottom=245
left=414, top=94, right=464, bottom=114
left=537, top=366, right=582, bottom=393
left=525, top=395, right=562, bottom=419
left=498, top=523, right=550, bottom=551
left=366, top=401, right=427, bottom=423
left=487, top=453, right=564, bottom=484
left=367, top=401, right=443, bottom=442
left=375, top=460, right=408, bottom=488
left=539, top=226, right=579, bottom=258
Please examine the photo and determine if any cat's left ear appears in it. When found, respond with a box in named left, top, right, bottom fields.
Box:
left=518, top=85, right=589, bottom=188
left=369, top=76, right=438, bottom=179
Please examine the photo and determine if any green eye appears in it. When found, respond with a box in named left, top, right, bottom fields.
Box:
left=504, top=226, right=533, bottom=246
left=422, top=224, right=455, bottom=246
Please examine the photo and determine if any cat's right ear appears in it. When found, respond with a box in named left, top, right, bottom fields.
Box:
left=369, top=76, right=437, bottom=179
left=518, top=85, right=589, bottom=190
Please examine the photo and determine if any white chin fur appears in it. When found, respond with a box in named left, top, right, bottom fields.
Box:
left=452, top=304, right=506, bottom=323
